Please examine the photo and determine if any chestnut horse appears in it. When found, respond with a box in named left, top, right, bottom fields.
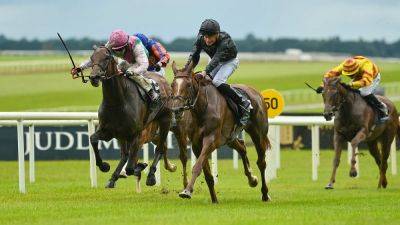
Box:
left=322, top=77, right=399, bottom=189
left=88, top=46, right=176, bottom=188
left=171, top=62, right=271, bottom=203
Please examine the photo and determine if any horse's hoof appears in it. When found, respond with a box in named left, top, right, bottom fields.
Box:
left=349, top=170, right=358, bottom=178
left=134, top=163, right=148, bottom=177
left=125, top=167, right=135, bottom=176
left=146, top=174, right=156, bottom=186
left=262, top=194, right=271, bottom=202
left=105, top=180, right=115, bottom=188
left=325, top=183, right=334, bottom=189
left=179, top=189, right=192, bottom=199
left=99, top=162, right=110, bottom=173
left=248, top=176, right=258, bottom=187
left=382, top=179, right=388, bottom=188
left=166, top=163, right=177, bottom=172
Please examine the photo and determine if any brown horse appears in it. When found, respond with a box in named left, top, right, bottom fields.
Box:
left=170, top=62, right=271, bottom=203
left=88, top=46, right=176, bottom=188
left=322, top=77, right=399, bottom=189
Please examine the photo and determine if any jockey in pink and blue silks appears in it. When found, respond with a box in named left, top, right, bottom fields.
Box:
left=71, top=29, right=160, bottom=102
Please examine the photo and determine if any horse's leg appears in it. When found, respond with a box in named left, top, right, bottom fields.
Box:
left=247, top=127, right=270, bottom=202
left=160, top=117, right=177, bottom=173
left=179, top=135, right=216, bottom=199
left=146, top=116, right=173, bottom=186
left=125, top=137, right=140, bottom=176
left=228, top=139, right=258, bottom=187
left=203, top=157, right=218, bottom=203
left=173, top=126, right=189, bottom=188
left=105, top=140, right=129, bottom=188
left=379, top=133, right=394, bottom=188
left=326, top=131, right=346, bottom=189
left=367, top=140, right=383, bottom=188
left=349, top=128, right=367, bottom=178
left=89, top=129, right=111, bottom=172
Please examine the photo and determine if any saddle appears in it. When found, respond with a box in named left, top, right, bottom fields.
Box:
left=224, top=87, right=252, bottom=126
left=133, top=77, right=164, bottom=124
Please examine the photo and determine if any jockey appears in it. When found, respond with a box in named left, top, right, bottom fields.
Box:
left=71, top=29, right=160, bottom=104
left=316, top=56, right=389, bottom=122
left=134, top=33, right=170, bottom=76
left=186, top=19, right=250, bottom=126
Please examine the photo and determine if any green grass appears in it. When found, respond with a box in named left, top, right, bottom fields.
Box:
left=1, top=150, right=399, bottom=225
left=1, top=55, right=400, bottom=112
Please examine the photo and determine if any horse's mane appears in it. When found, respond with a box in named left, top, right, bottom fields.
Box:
left=338, top=82, right=361, bottom=95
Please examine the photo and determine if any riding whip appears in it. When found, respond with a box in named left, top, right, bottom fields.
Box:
left=57, top=32, right=88, bottom=83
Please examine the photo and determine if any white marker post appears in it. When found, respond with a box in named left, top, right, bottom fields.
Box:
left=87, top=120, right=97, bottom=187
left=212, top=150, right=218, bottom=184
left=28, top=125, right=35, bottom=183
left=311, top=125, right=320, bottom=181
left=190, top=145, right=196, bottom=168
left=17, top=120, right=26, bottom=194
left=391, top=139, right=397, bottom=175
left=143, top=143, right=149, bottom=174
left=153, top=143, right=161, bottom=186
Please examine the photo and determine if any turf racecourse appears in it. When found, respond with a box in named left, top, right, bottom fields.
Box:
left=1, top=150, right=399, bottom=225
left=1, top=55, right=400, bottom=112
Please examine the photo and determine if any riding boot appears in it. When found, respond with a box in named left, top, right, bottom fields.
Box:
left=217, top=83, right=250, bottom=125
left=363, top=94, right=389, bottom=123
left=127, top=73, right=160, bottom=108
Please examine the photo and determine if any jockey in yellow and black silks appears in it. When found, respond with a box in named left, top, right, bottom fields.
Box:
left=316, top=56, right=389, bottom=122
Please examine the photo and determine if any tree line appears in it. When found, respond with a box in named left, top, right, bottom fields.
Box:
left=1, top=34, right=399, bottom=57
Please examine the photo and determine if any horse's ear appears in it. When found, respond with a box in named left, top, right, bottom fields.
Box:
left=334, top=77, right=342, bottom=86
left=92, top=45, right=98, bottom=50
left=185, top=61, right=194, bottom=73
left=172, top=61, right=178, bottom=75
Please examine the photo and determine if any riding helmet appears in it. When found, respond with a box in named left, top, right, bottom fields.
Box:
left=199, top=19, right=220, bottom=36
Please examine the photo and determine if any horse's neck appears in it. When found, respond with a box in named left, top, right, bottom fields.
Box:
left=192, top=84, right=212, bottom=120
left=101, top=77, right=126, bottom=105
left=337, top=90, right=366, bottom=121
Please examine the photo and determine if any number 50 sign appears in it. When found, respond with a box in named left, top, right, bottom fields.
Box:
left=261, top=89, right=285, bottom=118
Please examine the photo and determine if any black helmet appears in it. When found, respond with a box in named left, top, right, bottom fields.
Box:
left=199, top=19, right=220, bottom=36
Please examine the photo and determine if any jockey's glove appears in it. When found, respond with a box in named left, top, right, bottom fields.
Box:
left=348, top=82, right=354, bottom=88
left=125, top=71, right=133, bottom=77
left=316, top=86, right=323, bottom=94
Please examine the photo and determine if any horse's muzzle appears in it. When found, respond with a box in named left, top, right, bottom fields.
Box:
left=323, top=112, right=333, bottom=121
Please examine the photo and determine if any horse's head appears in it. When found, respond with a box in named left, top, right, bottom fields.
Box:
left=322, top=77, right=348, bottom=121
left=170, top=61, right=198, bottom=121
left=89, top=45, right=118, bottom=87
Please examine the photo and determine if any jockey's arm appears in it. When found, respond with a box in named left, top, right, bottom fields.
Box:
left=151, top=42, right=170, bottom=67
left=186, top=35, right=202, bottom=68
left=126, top=42, right=149, bottom=76
left=351, top=62, right=375, bottom=88
left=319, top=63, right=343, bottom=88
left=205, top=46, right=226, bottom=76
left=79, top=59, right=93, bottom=70
left=324, top=63, right=343, bottom=79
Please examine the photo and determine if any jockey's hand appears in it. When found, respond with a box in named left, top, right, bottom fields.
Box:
left=200, top=71, right=207, bottom=79
left=316, top=86, right=323, bottom=94
left=117, top=69, right=124, bottom=76
left=71, top=67, right=82, bottom=75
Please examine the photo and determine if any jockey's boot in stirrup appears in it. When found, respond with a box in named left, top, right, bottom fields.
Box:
left=217, top=83, right=250, bottom=126
left=364, top=94, right=389, bottom=123
left=130, top=74, right=160, bottom=109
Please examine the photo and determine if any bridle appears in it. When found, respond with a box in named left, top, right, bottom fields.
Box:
left=170, top=75, right=200, bottom=112
left=90, top=46, right=119, bottom=80
left=324, top=82, right=350, bottom=112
